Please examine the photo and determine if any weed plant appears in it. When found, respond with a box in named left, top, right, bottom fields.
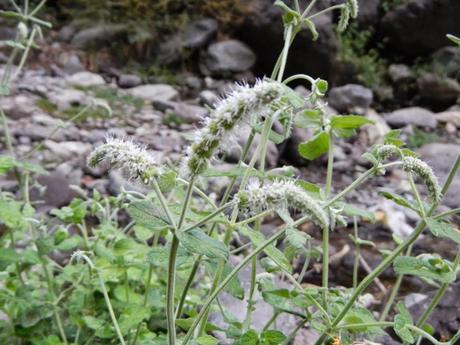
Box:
left=1, top=2, right=460, bottom=345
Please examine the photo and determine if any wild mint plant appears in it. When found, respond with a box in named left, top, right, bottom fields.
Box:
left=2, top=1, right=460, bottom=345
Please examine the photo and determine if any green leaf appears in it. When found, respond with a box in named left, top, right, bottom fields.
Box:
left=239, top=226, right=291, bottom=273
left=178, top=229, right=228, bottom=260
left=127, top=200, right=170, bottom=230
left=0, top=199, right=28, bottom=229
left=330, top=115, right=373, bottom=130
left=158, top=170, right=177, bottom=192
left=196, top=335, right=219, bottom=345
left=83, top=315, right=105, bottom=331
left=426, top=218, right=460, bottom=245
left=394, top=302, right=415, bottom=343
left=379, top=191, right=418, bottom=212
left=384, top=129, right=405, bottom=147
left=447, top=34, right=460, bottom=46
left=0, top=155, right=15, bottom=174
left=206, top=261, right=244, bottom=299
left=394, top=255, right=456, bottom=284
left=236, top=329, right=259, bottom=345
left=342, top=203, right=375, bottom=222
left=0, top=248, right=21, bottom=264
left=298, top=131, right=329, bottom=160
left=343, top=308, right=383, bottom=335
left=282, top=84, right=305, bottom=108
left=176, top=318, right=222, bottom=332
left=295, top=109, right=322, bottom=129
left=286, top=227, right=308, bottom=251
left=261, top=330, right=286, bottom=345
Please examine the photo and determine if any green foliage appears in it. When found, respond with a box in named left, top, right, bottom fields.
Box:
left=337, top=23, right=388, bottom=92
left=407, top=128, right=440, bottom=149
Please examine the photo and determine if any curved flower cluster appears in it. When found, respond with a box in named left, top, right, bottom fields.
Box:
left=88, top=137, right=160, bottom=185
left=347, top=0, right=359, bottom=18
left=183, top=80, right=285, bottom=176
left=375, top=144, right=401, bottom=160
left=236, top=180, right=329, bottom=229
left=403, top=156, right=441, bottom=202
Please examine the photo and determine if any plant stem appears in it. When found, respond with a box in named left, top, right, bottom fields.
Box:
left=415, top=249, right=460, bottom=330
left=182, top=228, right=287, bottom=345
left=181, top=203, right=232, bottom=233
left=166, top=176, right=195, bottom=345
left=175, top=132, right=256, bottom=319
left=352, top=217, right=359, bottom=289
left=322, top=131, right=334, bottom=306
left=314, top=156, right=460, bottom=345
left=96, top=270, right=126, bottom=345
left=277, top=24, right=293, bottom=82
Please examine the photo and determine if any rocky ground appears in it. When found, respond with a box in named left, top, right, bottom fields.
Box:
left=1, top=0, right=460, bottom=343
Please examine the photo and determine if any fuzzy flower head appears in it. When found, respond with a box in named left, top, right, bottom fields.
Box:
left=88, top=137, right=160, bottom=185
left=403, top=156, right=441, bottom=203
left=375, top=144, right=402, bottom=161
left=183, top=80, right=285, bottom=176
left=236, top=180, right=329, bottom=229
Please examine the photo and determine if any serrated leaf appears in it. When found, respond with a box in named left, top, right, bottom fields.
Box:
left=0, top=248, right=21, bottom=264
left=298, top=131, right=329, bottom=160
left=394, top=255, right=456, bottom=283
left=261, top=330, right=286, bottom=345
left=343, top=308, right=383, bottom=335
left=127, top=200, right=170, bottom=230
left=236, top=329, right=259, bottom=345
left=394, top=302, right=414, bottom=343
left=426, top=218, right=460, bottom=245
left=331, top=115, right=373, bottom=130
left=178, top=229, right=228, bottom=260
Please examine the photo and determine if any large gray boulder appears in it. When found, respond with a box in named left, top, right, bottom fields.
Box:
left=236, top=0, right=337, bottom=80
left=381, top=0, right=460, bottom=58
left=183, top=18, right=218, bottom=49
left=71, top=24, right=127, bottom=50
left=384, top=107, right=437, bottom=129
left=328, top=84, right=373, bottom=112
left=199, top=40, right=256, bottom=76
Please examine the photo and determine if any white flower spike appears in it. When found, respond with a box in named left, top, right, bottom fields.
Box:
left=88, top=137, right=160, bottom=185
left=236, top=180, right=329, bottom=229
left=183, top=80, right=284, bottom=176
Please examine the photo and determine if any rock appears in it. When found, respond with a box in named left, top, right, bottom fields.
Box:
left=47, top=89, right=88, bottom=110
left=360, top=110, right=391, bottom=145
left=417, top=73, right=460, bottom=107
left=117, top=74, right=142, bottom=88
left=0, top=95, right=38, bottom=119
left=199, top=90, right=219, bottom=107
left=419, top=143, right=460, bottom=208
left=388, top=64, right=414, bottom=83
left=432, top=46, right=460, bottom=80
left=67, top=71, right=106, bottom=87
left=381, top=0, right=460, bottom=58
left=183, top=18, right=218, bottom=49
left=404, top=293, right=429, bottom=309
left=384, top=107, right=437, bottom=129
left=375, top=199, right=415, bottom=239
left=58, top=52, right=84, bottom=75
left=210, top=256, right=297, bottom=341
left=356, top=0, right=381, bottom=25
left=200, top=40, right=256, bottom=76
left=31, top=171, right=79, bottom=209
left=127, top=84, right=179, bottom=102
left=436, top=110, right=460, bottom=127
left=153, top=100, right=208, bottom=124
left=328, top=84, right=373, bottom=113
left=57, top=25, right=76, bottom=42
left=238, top=0, right=337, bottom=79
left=155, top=37, right=182, bottom=65
left=44, top=140, right=91, bottom=160
left=71, top=24, right=127, bottom=50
